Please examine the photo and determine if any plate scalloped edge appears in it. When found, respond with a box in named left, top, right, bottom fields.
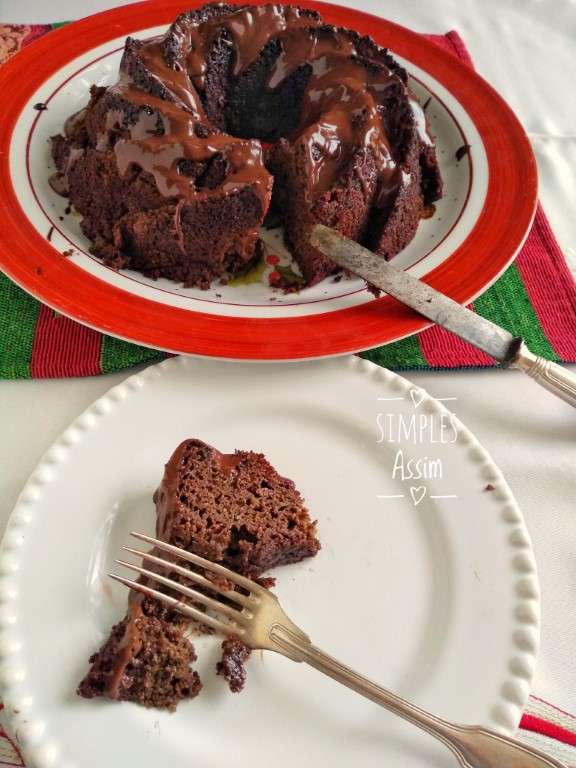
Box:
left=0, top=355, right=540, bottom=766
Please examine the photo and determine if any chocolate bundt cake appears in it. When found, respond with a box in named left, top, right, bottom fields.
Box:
left=78, top=439, right=320, bottom=708
left=51, top=3, right=442, bottom=289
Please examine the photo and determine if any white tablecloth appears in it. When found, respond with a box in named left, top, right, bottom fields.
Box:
left=1, top=0, right=575, bottom=765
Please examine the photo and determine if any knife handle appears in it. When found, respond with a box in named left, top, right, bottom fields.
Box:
left=511, top=342, right=576, bottom=408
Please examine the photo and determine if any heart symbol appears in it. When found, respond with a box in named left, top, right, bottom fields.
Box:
left=410, top=389, right=425, bottom=408
left=410, top=486, right=427, bottom=506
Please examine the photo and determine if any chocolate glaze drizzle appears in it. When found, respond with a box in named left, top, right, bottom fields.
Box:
left=84, top=3, right=422, bottom=211
left=105, top=602, right=144, bottom=699
left=178, top=4, right=320, bottom=87
left=106, top=83, right=273, bottom=211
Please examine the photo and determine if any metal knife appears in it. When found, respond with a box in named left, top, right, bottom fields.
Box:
left=310, top=224, right=576, bottom=408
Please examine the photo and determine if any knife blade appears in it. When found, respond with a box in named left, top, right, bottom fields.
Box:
left=310, top=224, right=576, bottom=408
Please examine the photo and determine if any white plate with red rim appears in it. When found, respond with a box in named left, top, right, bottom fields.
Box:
left=0, top=355, right=539, bottom=768
left=0, top=0, right=537, bottom=359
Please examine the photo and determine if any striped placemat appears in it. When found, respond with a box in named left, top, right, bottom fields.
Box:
left=1, top=25, right=576, bottom=377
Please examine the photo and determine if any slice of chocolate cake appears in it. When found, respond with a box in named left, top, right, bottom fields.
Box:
left=154, top=438, right=321, bottom=579
left=78, top=439, right=320, bottom=708
left=77, top=603, right=202, bottom=711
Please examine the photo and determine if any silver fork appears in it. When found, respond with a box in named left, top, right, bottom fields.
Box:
left=110, top=532, right=566, bottom=768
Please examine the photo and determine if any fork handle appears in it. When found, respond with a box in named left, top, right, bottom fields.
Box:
left=271, top=626, right=566, bottom=768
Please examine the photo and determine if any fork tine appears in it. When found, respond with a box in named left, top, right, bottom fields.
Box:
left=122, top=546, right=255, bottom=610
left=108, top=572, right=242, bottom=637
left=115, top=557, right=250, bottom=620
left=130, top=531, right=264, bottom=595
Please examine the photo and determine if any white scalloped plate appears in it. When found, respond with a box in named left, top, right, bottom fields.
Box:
left=0, top=356, right=539, bottom=768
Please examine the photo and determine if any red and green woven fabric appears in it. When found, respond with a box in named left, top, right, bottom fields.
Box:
left=1, top=24, right=576, bottom=379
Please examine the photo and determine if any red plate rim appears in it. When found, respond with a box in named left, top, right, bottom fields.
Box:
left=0, top=0, right=538, bottom=360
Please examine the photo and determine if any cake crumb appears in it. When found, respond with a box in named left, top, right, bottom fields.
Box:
left=216, top=637, right=252, bottom=693
left=456, top=144, right=471, bottom=161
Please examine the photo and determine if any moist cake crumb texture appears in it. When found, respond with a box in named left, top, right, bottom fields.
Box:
left=77, top=603, right=202, bottom=711
left=154, top=438, right=321, bottom=579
